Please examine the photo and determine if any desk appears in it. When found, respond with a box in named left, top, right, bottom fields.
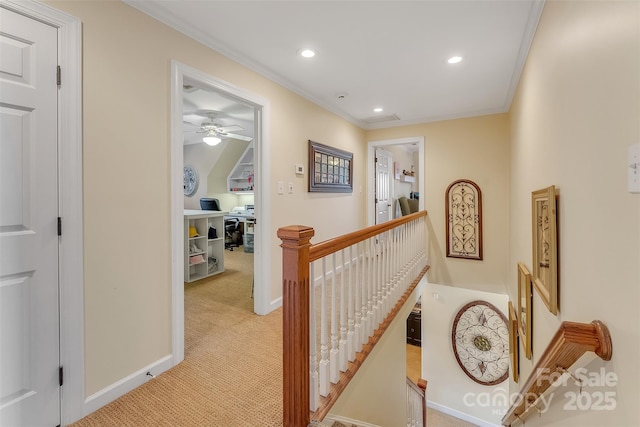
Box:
left=224, top=214, right=255, bottom=252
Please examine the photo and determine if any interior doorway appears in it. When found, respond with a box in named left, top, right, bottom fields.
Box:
left=367, top=137, right=425, bottom=226
left=171, top=62, right=271, bottom=364
left=181, top=77, right=256, bottom=304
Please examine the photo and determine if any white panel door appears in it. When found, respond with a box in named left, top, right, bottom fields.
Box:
left=0, top=7, right=60, bottom=427
left=375, top=149, right=392, bottom=224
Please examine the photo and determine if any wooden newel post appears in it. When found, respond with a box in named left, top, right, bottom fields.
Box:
left=278, top=225, right=315, bottom=427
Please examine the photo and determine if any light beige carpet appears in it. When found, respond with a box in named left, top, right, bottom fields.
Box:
left=69, top=249, right=285, bottom=427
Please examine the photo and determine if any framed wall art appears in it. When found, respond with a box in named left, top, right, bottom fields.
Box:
left=517, top=262, right=532, bottom=360
left=531, top=185, right=558, bottom=315
left=451, top=300, right=509, bottom=386
left=508, top=301, right=519, bottom=383
left=446, top=179, right=483, bottom=260
left=308, top=140, right=353, bottom=193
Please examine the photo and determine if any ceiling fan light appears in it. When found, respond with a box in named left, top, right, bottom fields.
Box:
left=203, top=135, right=222, bottom=146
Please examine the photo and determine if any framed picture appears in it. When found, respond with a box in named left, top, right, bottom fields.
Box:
left=517, top=262, right=532, bottom=360
left=508, top=301, right=519, bottom=383
left=445, top=179, right=483, bottom=260
left=531, top=185, right=558, bottom=315
left=308, top=140, right=353, bottom=193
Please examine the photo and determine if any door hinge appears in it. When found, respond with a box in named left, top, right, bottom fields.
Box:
left=57, top=217, right=62, bottom=236
left=56, top=65, right=61, bottom=87
left=59, top=366, right=63, bottom=386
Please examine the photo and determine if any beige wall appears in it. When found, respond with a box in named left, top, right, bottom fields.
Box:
left=509, top=1, right=639, bottom=426
left=423, top=284, right=509, bottom=425
left=366, top=114, right=511, bottom=294
left=205, top=139, right=251, bottom=212
left=48, top=0, right=365, bottom=396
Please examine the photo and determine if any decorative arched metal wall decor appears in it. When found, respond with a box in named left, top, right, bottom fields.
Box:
left=446, top=179, right=483, bottom=260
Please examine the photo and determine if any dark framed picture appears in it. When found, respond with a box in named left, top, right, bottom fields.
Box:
left=308, top=140, right=353, bottom=193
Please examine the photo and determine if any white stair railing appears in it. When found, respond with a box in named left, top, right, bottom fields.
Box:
left=310, top=215, right=428, bottom=400
left=406, top=377, right=426, bottom=427
left=279, top=211, right=429, bottom=426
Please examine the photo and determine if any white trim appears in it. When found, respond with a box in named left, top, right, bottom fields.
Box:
left=269, top=297, right=282, bottom=312
left=324, top=414, right=382, bottom=427
left=426, top=400, right=501, bottom=427
left=502, top=0, right=545, bottom=113
left=5, top=0, right=84, bottom=423
left=0, top=0, right=85, bottom=424
left=84, top=356, right=173, bottom=414
left=367, top=137, right=425, bottom=226
left=171, top=61, right=273, bottom=365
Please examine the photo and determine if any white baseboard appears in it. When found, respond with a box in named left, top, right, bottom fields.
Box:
left=83, top=354, right=174, bottom=415
left=324, top=414, right=381, bottom=427
left=427, top=400, right=500, bottom=427
left=269, top=296, right=282, bottom=312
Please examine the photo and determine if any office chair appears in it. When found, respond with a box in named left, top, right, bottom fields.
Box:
left=225, top=218, right=240, bottom=251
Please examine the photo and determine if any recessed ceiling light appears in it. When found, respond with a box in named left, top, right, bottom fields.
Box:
left=447, top=56, right=463, bottom=64
left=299, top=48, right=316, bottom=58
left=373, top=107, right=383, bottom=113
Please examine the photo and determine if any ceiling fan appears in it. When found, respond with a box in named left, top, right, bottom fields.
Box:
left=183, top=110, right=252, bottom=145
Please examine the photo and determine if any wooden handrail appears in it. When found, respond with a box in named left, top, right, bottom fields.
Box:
left=502, top=320, right=612, bottom=426
left=309, top=211, right=427, bottom=262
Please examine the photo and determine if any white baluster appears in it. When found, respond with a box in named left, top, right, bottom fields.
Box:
left=367, top=237, right=375, bottom=338
left=330, top=253, right=339, bottom=383
left=309, top=262, right=319, bottom=411
left=347, top=245, right=356, bottom=361
left=355, top=241, right=363, bottom=352
left=319, top=258, right=329, bottom=396
left=361, top=240, right=369, bottom=341
left=389, top=228, right=395, bottom=306
left=384, top=229, right=391, bottom=315
left=376, top=237, right=382, bottom=327
left=402, top=223, right=409, bottom=291
left=339, top=249, right=348, bottom=371
left=381, top=235, right=387, bottom=322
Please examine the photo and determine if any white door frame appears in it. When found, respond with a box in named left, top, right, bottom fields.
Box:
left=367, top=137, right=424, bottom=226
left=1, top=0, right=84, bottom=424
left=170, top=61, right=272, bottom=364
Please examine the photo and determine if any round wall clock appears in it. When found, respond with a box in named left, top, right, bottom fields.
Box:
left=183, top=164, right=199, bottom=197
left=451, top=300, right=509, bottom=385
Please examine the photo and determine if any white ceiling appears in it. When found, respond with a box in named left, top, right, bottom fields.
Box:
left=182, top=77, right=256, bottom=144
left=127, top=0, right=544, bottom=130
